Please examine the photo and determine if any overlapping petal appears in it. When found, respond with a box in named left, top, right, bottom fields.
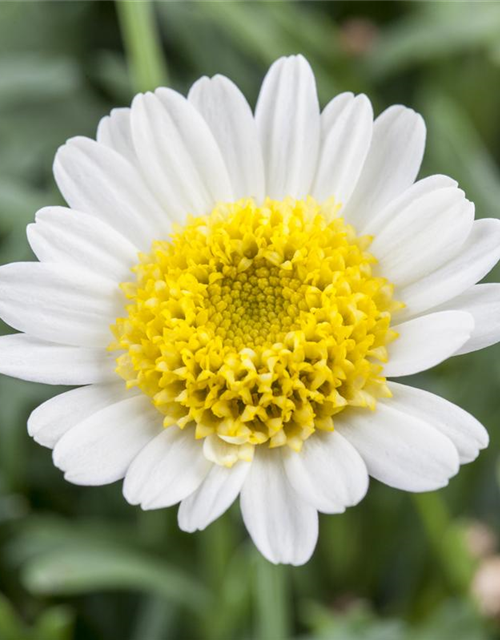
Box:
left=385, top=310, right=474, bottom=377
left=398, top=219, right=500, bottom=317
left=362, top=174, right=457, bottom=235
left=371, top=186, right=474, bottom=287
left=28, top=383, right=133, bottom=449
left=341, top=105, right=426, bottom=230
left=54, top=137, right=168, bottom=249
left=0, top=334, right=115, bottom=385
left=27, top=206, right=137, bottom=281
left=283, top=431, right=369, bottom=514
left=337, top=401, right=460, bottom=492
left=0, top=262, right=121, bottom=347
left=53, top=395, right=161, bottom=486
left=97, top=107, right=138, bottom=167
left=189, top=75, right=265, bottom=202
left=387, top=382, right=488, bottom=464
left=178, top=461, right=251, bottom=533
left=130, top=88, right=233, bottom=221
left=123, top=427, right=211, bottom=510
left=240, top=448, right=318, bottom=565
left=434, top=283, right=500, bottom=356
left=312, top=92, right=373, bottom=205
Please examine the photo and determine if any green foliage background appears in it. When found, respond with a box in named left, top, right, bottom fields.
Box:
left=1, top=2, right=500, bottom=639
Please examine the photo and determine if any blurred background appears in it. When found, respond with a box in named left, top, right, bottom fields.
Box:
left=1, top=1, right=500, bottom=639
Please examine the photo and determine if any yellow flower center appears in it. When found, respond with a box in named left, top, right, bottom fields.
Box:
left=110, top=197, right=398, bottom=462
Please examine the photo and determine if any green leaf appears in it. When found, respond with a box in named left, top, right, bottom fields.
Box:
left=410, top=599, right=489, bottom=640
left=412, top=493, right=475, bottom=595
left=0, top=180, right=55, bottom=236
left=367, top=3, right=500, bottom=79
left=185, top=2, right=340, bottom=102
left=0, top=594, right=28, bottom=640
left=88, top=51, right=133, bottom=104
left=0, top=54, right=79, bottom=107
left=301, top=601, right=406, bottom=640
left=32, top=606, right=74, bottom=640
left=22, top=544, right=210, bottom=612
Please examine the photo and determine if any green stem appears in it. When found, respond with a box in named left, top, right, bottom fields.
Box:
left=412, top=492, right=474, bottom=595
left=131, top=596, right=176, bottom=640
left=116, top=0, right=168, bottom=93
left=255, top=557, right=290, bottom=640
left=199, top=517, right=233, bottom=640
left=202, top=517, right=232, bottom=596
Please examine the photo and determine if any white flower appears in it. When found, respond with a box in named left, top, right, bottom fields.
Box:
left=0, top=55, right=498, bottom=566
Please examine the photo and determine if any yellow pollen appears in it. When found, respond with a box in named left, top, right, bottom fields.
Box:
left=110, top=197, right=399, bottom=461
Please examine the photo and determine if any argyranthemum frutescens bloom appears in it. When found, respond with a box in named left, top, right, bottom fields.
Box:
left=0, top=55, right=499, bottom=565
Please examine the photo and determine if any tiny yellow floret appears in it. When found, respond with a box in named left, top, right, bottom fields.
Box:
left=110, top=197, right=398, bottom=461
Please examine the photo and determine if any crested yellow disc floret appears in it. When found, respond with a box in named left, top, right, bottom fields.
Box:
left=110, top=197, right=398, bottom=461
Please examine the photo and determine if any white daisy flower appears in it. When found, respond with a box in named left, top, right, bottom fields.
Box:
left=1, top=55, right=499, bottom=566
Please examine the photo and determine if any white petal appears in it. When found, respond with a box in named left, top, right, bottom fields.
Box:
left=320, top=92, right=354, bottom=131
left=0, top=262, right=121, bottom=347
left=27, top=206, right=137, bottom=281
left=388, top=382, right=488, bottom=464
left=255, top=55, right=320, bottom=199
left=123, top=427, right=211, bottom=509
left=436, top=284, right=500, bottom=355
left=188, top=75, right=265, bottom=202
left=363, top=174, right=457, bottom=235
left=178, top=460, right=250, bottom=533
left=53, top=395, right=160, bottom=486
left=337, top=401, right=460, bottom=492
left=342, top=105, right=426, bottom=230
left=385, top=310, right=474, bottom=377
left=203, top=434, right=242, bottom=466
left=312, top=93, right=373, bottom=205
left=28, top=383, right=132, bottom=449
left=399, top=219, right=500, bottom=317
left=283, top=430, right=369, bottom=514
left=130, top=89, right=233, bottom=222
left=371, top=187, right=474, bottom=287
left=240, top=447, right=318, bottom=566
left=53, top=136, right=168, bottom=249
left=0, top=334, right=115, bottom=385
left=97, top=108, right=138, bottom=167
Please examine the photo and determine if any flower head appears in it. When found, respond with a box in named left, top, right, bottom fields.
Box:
left=0, top=55, right=498, bottom=565
left=110, top=197, right=397, bottom=456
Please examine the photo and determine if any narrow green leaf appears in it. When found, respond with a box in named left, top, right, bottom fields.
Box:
left=367, top=4, right=500, bottom=79
left=22, top=545, right=210, bottom=612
